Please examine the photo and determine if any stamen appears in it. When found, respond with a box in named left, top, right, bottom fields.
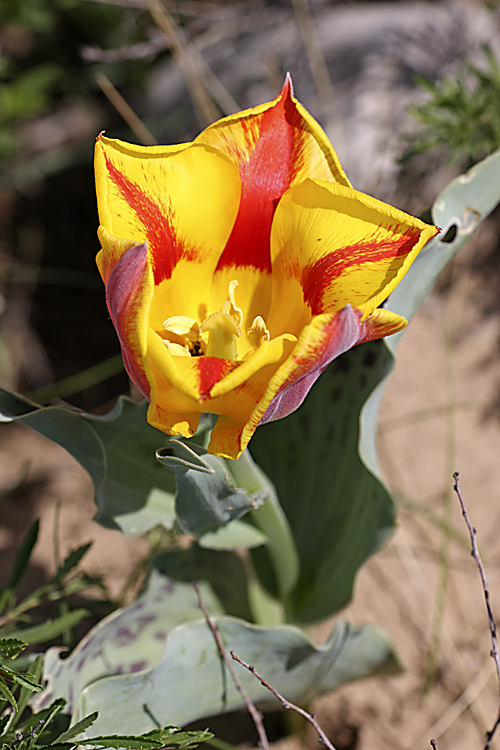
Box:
left=163, top=315, right=202, bottom=356
left=247, top=316, right=270, bottom=349
left=163, top=316, right=200, bottom=341
left=200, top=310, right=240, bottom=360
left=164, top=340, right=191, bottom=357
left=223, top=279, right=243, bottom=327
left=161, top=281, right=261, bottom=361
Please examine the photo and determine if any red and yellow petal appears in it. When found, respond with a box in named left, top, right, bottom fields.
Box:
left=195, top=77, right=351, bottom=277
left=94, top=135, right=241, bottom=288
left=145, top=331, right=237, bottom=441
left=145, top=325, right=296, bottom=458
left=257, top=305, right=408, bottom=429
left=96, top=227, right=140, bottom=286
left=268, top=179, right=439, bottom=336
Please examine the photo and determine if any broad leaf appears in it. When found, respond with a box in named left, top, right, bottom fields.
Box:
left=251, top=342, right=394, bottom=621
left=153, top=548, right=254, bottom=621
left=72, top=617, right=397, bottom=736
left=198, top=521, right=267, bottom=551
left=251, top=147, right=500, bottom=623
left=37, top=572, right=398, bottom=736
left=34, top=572, right=223, bottom=713
left=0, top=396, right=176, bottom=535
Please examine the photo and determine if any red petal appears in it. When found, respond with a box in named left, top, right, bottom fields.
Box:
left=214, top=81, right=323, bottom=275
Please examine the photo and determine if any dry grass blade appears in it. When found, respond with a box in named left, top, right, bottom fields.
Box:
left=144, top=0, right=239, bottom=126
left=415, top=658, right=495, bottom=748
left=291, top=0, right=344, bottom=153
left=95, top=72, right=158, bottom=145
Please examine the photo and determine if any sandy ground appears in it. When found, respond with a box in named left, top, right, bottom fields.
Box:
left=311, top=246, right=500, bottom=750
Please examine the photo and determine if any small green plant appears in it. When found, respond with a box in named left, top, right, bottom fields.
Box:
left=0, top=528, right=212, bottom=750
left=404, top=43, right=500, bottom=165
left=0, top=519, right=96, bottom=648
left=0, top=638, right=211, bottom=750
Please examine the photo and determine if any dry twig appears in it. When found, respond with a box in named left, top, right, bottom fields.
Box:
left=82, top=33, right=167, bottom=63
left=230, top=650, right=338, bottom=750
left=193, top=583, right=270, bottom=750
left=453, top=472, right=500, bottom=750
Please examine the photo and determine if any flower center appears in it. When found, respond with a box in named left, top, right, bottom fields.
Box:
left=162, top=280, right=270, bottom=361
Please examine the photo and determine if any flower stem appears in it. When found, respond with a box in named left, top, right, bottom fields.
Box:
left=227, top=449, right=300, bottom=604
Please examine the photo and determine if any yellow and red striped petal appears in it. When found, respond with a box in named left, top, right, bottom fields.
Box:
left=195, top=77, right=350, bottom=277
left=94, top=135, right=241, bottom=288
left=268, top=179, right=438, bottom=336
left=257, top=305, right=407, bottom=428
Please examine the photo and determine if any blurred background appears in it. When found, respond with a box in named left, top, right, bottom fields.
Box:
left=3, top=0, right=500, bottom=748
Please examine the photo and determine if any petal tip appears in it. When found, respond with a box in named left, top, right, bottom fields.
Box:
left=282, top=72, right=294, bottom=98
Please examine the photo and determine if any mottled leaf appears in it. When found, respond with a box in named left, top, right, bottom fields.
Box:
left=34, top=573, right=223, bottom=713
left=37, top=571, right=398, bottom=735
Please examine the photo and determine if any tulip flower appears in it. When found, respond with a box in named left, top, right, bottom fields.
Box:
left=94, top=78, right=438, bottom=459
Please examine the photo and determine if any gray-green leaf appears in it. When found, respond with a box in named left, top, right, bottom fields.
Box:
left=251, top=146, right=500, bottom=623
left=157, top=441, right=259, bottom=536
left=36, top=572, right=398, bottom=735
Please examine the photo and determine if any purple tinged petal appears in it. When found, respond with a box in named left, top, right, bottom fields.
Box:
left=106, top=242, right=151, bottom=398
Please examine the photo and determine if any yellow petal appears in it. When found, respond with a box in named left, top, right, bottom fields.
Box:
left=268, top=179, right=439, bottom=336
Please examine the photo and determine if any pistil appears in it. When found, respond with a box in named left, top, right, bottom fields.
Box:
left=200, top=280, right=242, bottom=360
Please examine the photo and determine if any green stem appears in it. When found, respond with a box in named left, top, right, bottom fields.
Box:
left=204, top=736, right=240, bottom=750
left=241, top=553, right=286, bottom=626
left=228, top=450, right=299, bottom=603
